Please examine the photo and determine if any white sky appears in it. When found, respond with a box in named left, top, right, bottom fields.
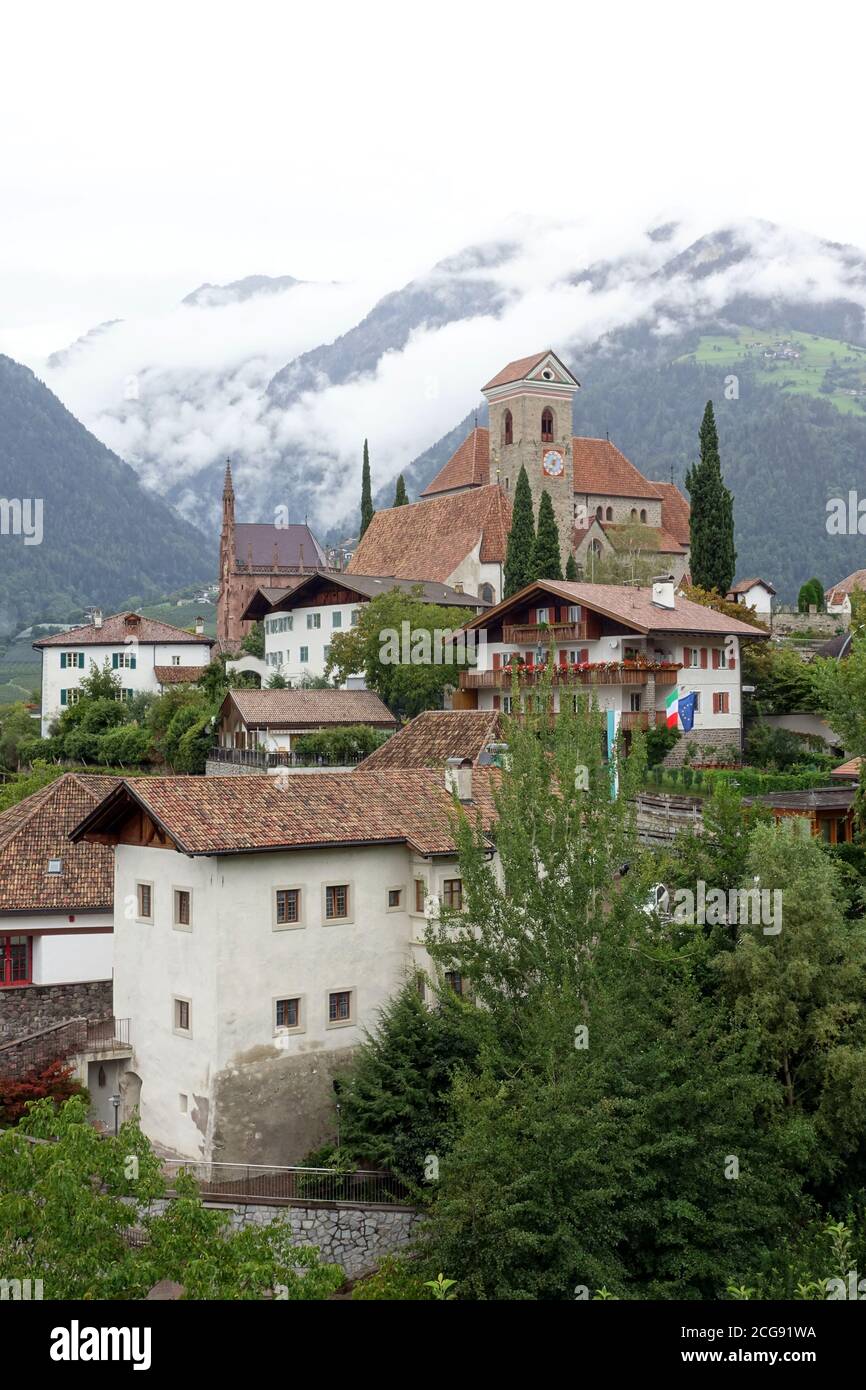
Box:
left=2, top=0, right=865, bottom=362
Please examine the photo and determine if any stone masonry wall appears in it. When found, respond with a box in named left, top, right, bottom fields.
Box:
left=0, top=979, right=112, bottom=1042
left=144, top=1196, right=423, bottom=1280
left=661, top=726, right=742, bottom=769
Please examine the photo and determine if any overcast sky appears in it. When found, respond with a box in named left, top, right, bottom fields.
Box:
left=2, top=0, right=864, bottom=362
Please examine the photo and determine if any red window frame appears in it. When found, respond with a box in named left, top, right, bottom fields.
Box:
left=0, top=934, right=32, bottom=987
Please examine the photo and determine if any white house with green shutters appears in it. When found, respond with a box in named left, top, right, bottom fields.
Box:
left=33, top=611, right=215, bottom=735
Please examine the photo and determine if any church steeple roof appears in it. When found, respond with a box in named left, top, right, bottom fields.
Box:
left=223, top=458, right=235, bottom=498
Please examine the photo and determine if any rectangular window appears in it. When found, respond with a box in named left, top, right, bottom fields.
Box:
left=502, top=695, right=512, bottom=714
left=323, top=645, right=331, bottom=664
left=713, top=692, right=730, bottom=715
left=718, top=647, right=728, bottom=668
left=328, top=990, right=353, bottom=1024
left=445, top=971, right=463, bottom=996
left=173, top=998, right=191, bottom=1034
left=112, top=652, right=137, bottom=669
left=350, top=609, right=361, bottom=626
left=171, top=655, right=181, bottom=665
left=536, top=607, right=550, bottom=624
left=325, top=884, right=349, bottom=919
left=137, top=882, right=153, bottom=921
left=630, top=693, right=642, bottom=712
left=414, top=878, right=426, bottom=913
left=388, top=888, right=402, bottom=909
left=173, top=889, right=191, bottom=928
left=442, top=878, right=463, bottom=910
left=275, top=888, right=300, bottom=925
left=567, top=606, right=582, bottom=622
left=415, top=973, right=426, bottom=1002
left=60, top=688, right=81, bottom=708
left=275, top=997, right=300, bottom=1030
left=60, top=651, right=84, bottom=669
left=307, top=613, right=321, bottom=629
left=0, top=934, right=32, bottom=987
left=332, top=611, right=342, bottom=628
left=299, top=646, right=309, bottom=663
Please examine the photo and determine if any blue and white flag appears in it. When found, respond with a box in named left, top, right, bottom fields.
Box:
left=678, top=690, right=697, bottom=733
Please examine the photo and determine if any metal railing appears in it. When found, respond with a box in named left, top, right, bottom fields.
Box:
left=209, top=747, right=366, bottom=770
left=0, top=1017, right=131, bottom=1081
left=162, top=1160, right=411, bottom=1206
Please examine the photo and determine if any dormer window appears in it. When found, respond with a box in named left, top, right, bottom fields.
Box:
left=541, top=408, right=554, bottom=442
left=503, top=409, right=513, bottom=446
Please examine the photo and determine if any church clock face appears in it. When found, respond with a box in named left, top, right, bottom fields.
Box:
left=542, top=449, right=564, bottom=478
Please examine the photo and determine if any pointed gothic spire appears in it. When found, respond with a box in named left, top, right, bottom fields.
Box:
left=223, top=457, right=234, bottom=497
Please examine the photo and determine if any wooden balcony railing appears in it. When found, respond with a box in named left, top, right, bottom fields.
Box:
left=620, top=711, right=669, bottom=730
left=459, top=663, right=681, bottom=691
left=502, top=621, right=589, bottom=644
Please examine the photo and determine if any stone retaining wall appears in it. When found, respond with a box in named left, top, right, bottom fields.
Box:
left=0, top=980, right=112, bottom=1042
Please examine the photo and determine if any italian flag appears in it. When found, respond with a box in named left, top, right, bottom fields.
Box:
left=665, top=687, right=679, bottom=729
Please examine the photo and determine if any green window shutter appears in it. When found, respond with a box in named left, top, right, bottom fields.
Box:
left=60, top=689, right=67, bottom=706
left=130, top=655, right=136, bottom=670
left=78, top=653, right=85, bottom=668
left=112, top=653, right=119, bottom=669
left=60, top=653, right=66, bottom=669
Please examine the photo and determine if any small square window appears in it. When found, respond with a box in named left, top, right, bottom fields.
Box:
left=388, top=888, right=402, bottom=909
left=47, top=858, right=62, bottom=875
left=137, top=882, right=153, bottom=921
left=275, top=887, right=301, bottom=926
left=325, top=884, right=349, bottom=920
left=173, top=998, right=191, bottom=1034
left=307, top=613, right=321, bottom=630
left=173, top=888, right=191, bottom=928
left=275, top=996, right=301, bottom=1030
left=328, top=990, right=353, bottom=1025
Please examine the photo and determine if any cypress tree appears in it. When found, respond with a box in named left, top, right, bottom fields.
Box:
left=532, top=490, right=563, bottom=581
left=565, top=552, right=578, bottom=582
left=685, top=401, right=736, bottom=593
left=393, top=474, right=408, bottom=506
left=504, top=466, right=536, bottom=597
left=359, top=439, right=374, bottom=539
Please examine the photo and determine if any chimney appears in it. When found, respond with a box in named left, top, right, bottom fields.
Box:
left=651, top=576, right=676, bottom=610
left=92, top=609, right=103, bottom=630
left=195, top=615, right=204, bottom=635
left=445, top=756, right=473, bottom=802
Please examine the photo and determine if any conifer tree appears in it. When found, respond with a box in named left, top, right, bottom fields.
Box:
left=685, top=402, right=736, bottom=593
left=531, top=490, right=563, bottom=581
left=503, top=467, right=535, bottom=597
left=565, top=552, right=579, bottom=582
left=359, top=440, right=374, bottom=539
left=393, top=474, right=408, bottom=506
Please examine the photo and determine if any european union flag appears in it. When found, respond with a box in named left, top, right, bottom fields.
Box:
left=678, top=690, right=697, bottom=733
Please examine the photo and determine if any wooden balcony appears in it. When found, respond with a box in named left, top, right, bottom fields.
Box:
left=459, top=663, right=681, bottom=691
left=503, top=621, right=588, bottom=644
left=620, top=711, right=669, bottom=730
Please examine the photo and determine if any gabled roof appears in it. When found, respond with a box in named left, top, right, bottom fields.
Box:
left=831, top=756, right=861, bottom=780
left=72, top=769, right=500, bottom=858
left=461, top=580, right=770, bottom=639
left=241, top=569, right=490, bottom=622
left=358, top=710, right=503, bottom=770
left=572, top=438, right=662, bottom=501
left=826, top=569, right=866, bottom=600
left=482, top=350, right=579, bottom=393
left=233, top=523, right=327, bottom=570
left=348, top=485, right=511, bottom=580
left=220, top=687, right=396, bottom=730
left=727, top=577, right=777, bottom=596
left=0, top=772, right=120, bottom=912
left=33, top=612, right=214, bottom=649
left=653, top=482, right=692, bottom=546
left=421, top=427, right=490, bottom=496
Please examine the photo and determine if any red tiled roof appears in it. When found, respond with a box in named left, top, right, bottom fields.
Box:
left=826, top=569, right=866, bottom=599
left=653, top=482, right=692, bottom=546
left=831, top=756, right=861, bottom=780
left=154, top=665, right=205, bottom=684
left=572, top=438, right=662, bottom=501
left=422, top=427, right=490, bottom=496
left=482, top=351, right=552, bottom=392
left=727, top=577, right=776, bottom=597
left=221, top=688, right=396, bottom=730
left=348, top=485, right=511, bottom=580
left=0, top=773, right=120, bottom=912
left=73, top=769, right=500, bottom=857
left=463, top=580, right=770, bottom=638
left=358, top=710, right=503, bottom=770
left=33, top=613, right=214, bottom=648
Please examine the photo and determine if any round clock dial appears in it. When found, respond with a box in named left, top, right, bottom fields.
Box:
left=542, top=449, right=564, bottom=477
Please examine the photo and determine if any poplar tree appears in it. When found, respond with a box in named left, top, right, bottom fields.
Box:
left=393, top=474, right=408, bottom=506
left=565, top=553, right=579, bottom=582
left=503, top=466, right=535, bottom=597
left=359, top=440, right=374, bottom=539
left=685, top=401, right=736, bottom=594
left=532, top=490, right=563, bottom=581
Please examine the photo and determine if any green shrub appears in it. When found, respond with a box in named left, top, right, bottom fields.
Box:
left=97, top=725, right=153, bottom=766
left=351, top=1254, right=431, bottom=1301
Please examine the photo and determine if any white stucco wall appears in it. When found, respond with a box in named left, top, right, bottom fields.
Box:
left=446, top=538, right=501, bottom=606
left=735, top=585, right=773, bottom=617
left=263, top=602, right=363, bottom=685
left=1, top=912, right=114, bottom=985
left=111, top=839, right=465, bottom=1160
left=40, top=640, right=212, bottom=734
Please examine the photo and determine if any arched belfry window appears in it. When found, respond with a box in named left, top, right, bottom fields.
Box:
left=640, top=508, right=647, bottom=523
left=503, top=409, right=513, bottom=445
left=630, top=507, right=638, bottom=520
left=605, top=506, right=613, bottom=521
left=595, top=505, right=603, bottom=521
left=541, top=408, right=554, bottom=442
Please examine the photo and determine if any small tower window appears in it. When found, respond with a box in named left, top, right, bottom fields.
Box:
left=630, top=508, right=638, bottom=520
left=541, top=408, right=554, bottom=442
left=595, top=505, right=603, bottom=521
left=605, top=506, right=613, bottom=521
left=503, top=409, right=513, bottom=446
left=640, top=508, right=647, bottom=523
